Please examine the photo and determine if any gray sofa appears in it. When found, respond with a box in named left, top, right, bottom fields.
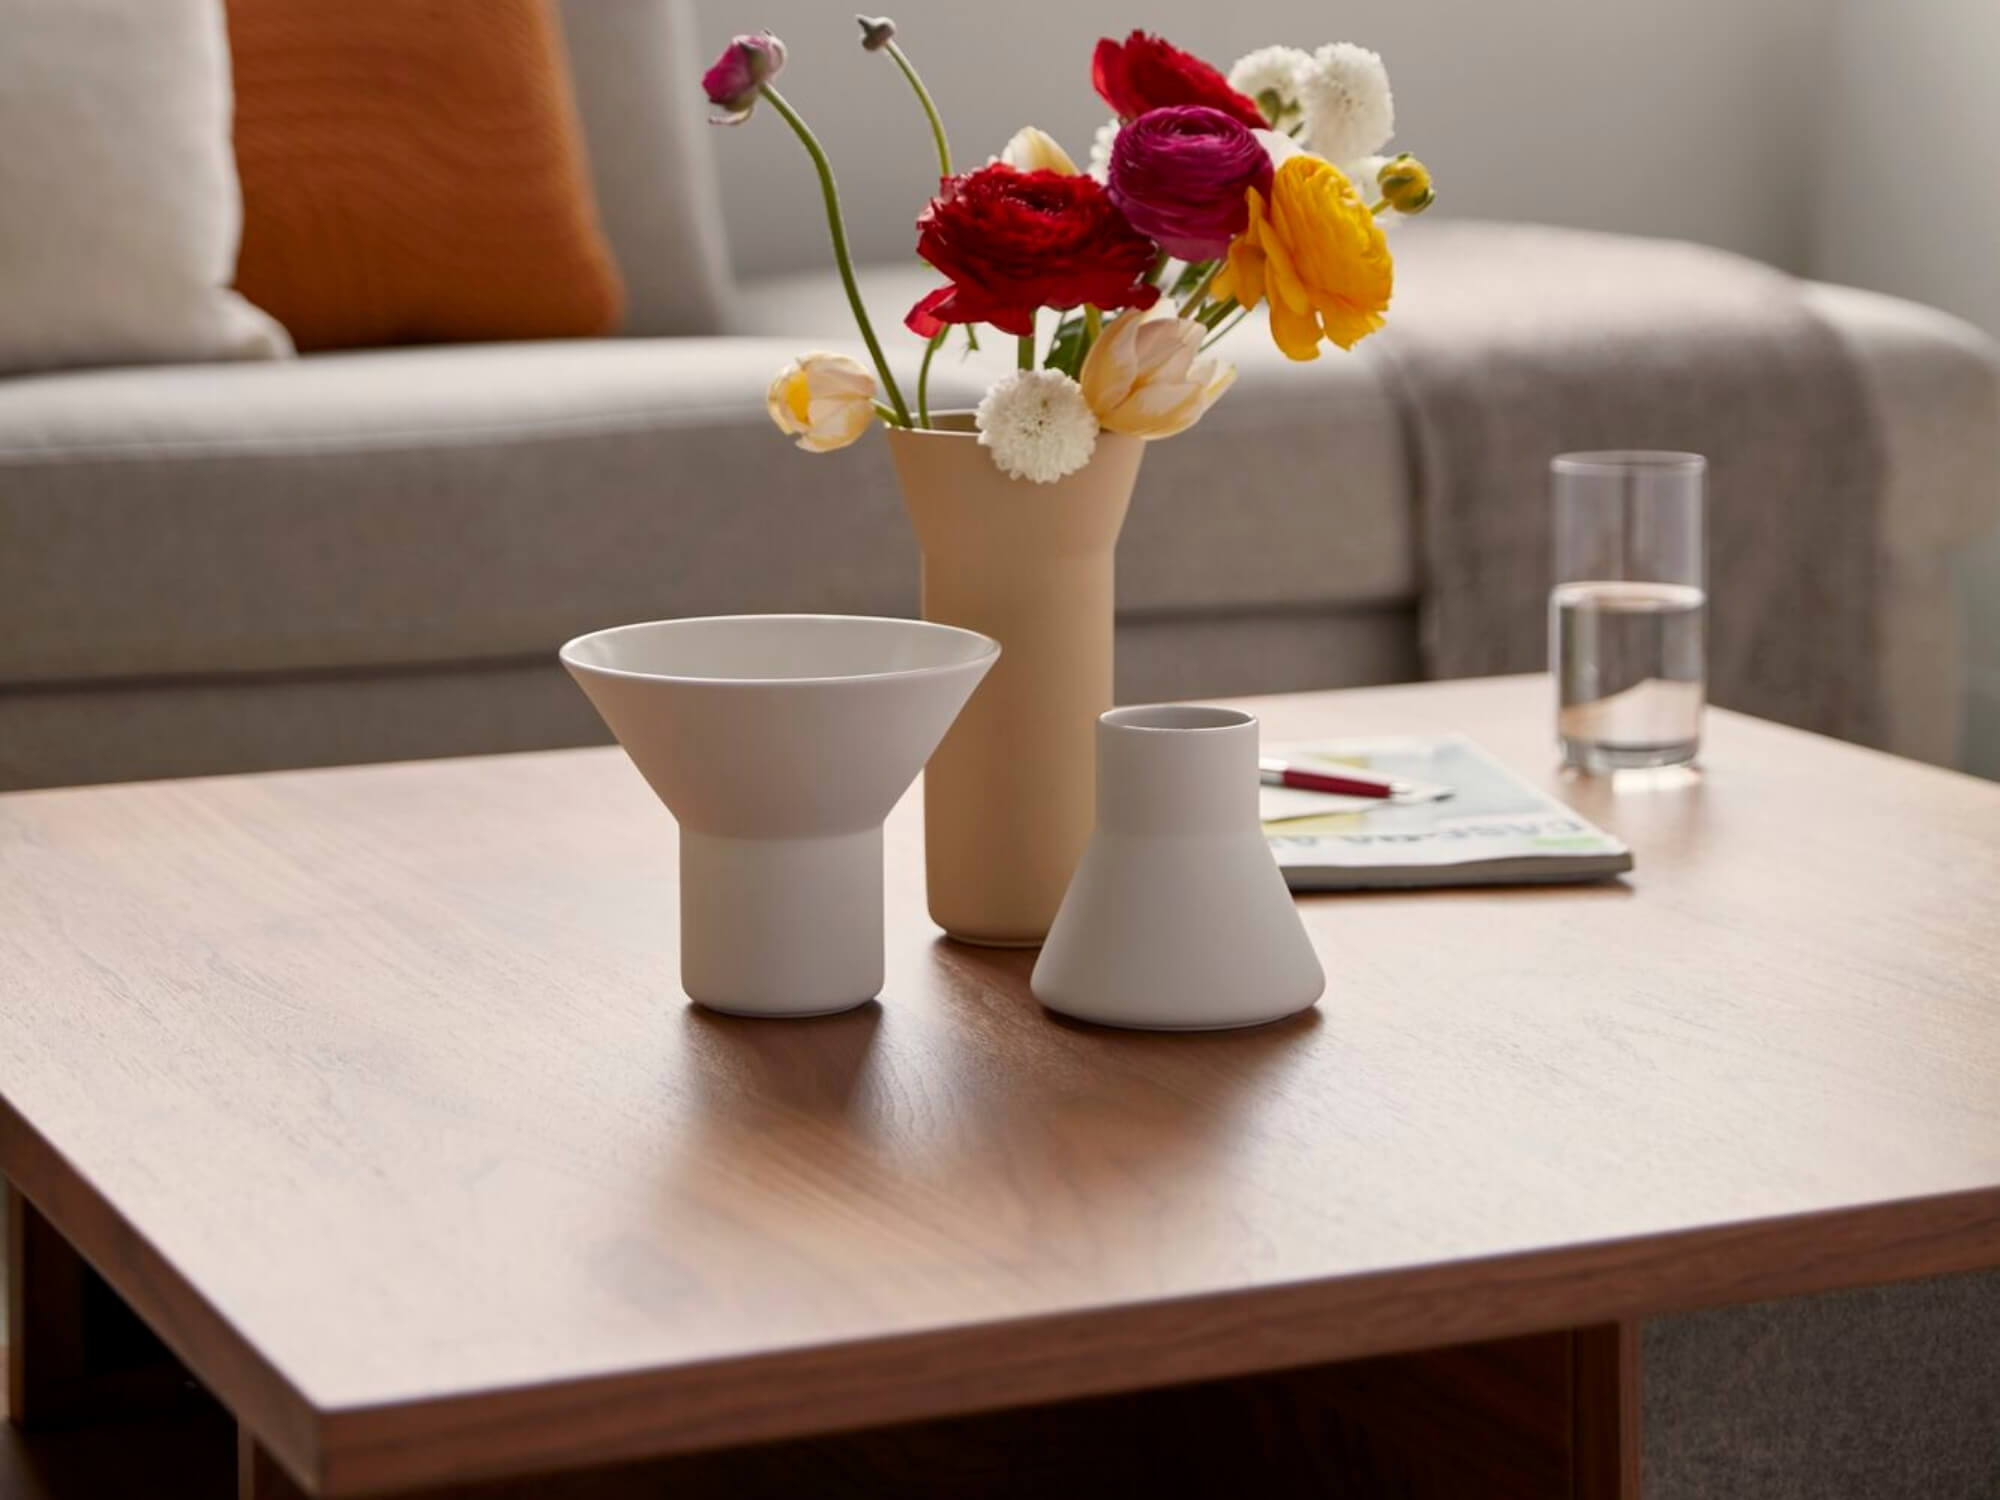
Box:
left=1, top=1, right=1995, bottom=795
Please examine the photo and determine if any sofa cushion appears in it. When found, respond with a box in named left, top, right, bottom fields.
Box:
left=0, top=338, right=944, bottom=686
left=0, top=298, right=1417, bottom=687
left=228, top=0, right=624, bottom=351
left=0, top=0, right=291, bottom=374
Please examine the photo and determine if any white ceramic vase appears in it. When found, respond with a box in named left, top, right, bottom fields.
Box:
left=561, top=615, right=998, bottom=1017
left=1032, top=705, right=1325, bottom=1030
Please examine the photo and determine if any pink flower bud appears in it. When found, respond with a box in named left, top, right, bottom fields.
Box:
left=702, top=32, right=787, bottom=125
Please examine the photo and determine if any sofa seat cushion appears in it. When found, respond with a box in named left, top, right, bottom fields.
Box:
left=0, top=339, right=950, bottom=685
left=0, top=309, right=1416, bottom=688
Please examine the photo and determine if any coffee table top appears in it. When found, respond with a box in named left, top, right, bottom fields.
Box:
left=4, top=677, right=1998, bottom=1495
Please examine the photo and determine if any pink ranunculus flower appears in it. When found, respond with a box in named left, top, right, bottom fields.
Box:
left=1105, top=105, right=1274, bottom=262
left=703, top=32, right=787, bottom=124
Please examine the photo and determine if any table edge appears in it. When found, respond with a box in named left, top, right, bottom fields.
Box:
left=307, top=1183, right=2000, bottom=1495
left=11, top=1066, right=2000, bottom=1497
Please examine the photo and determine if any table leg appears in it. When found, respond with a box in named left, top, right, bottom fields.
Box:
left=1573, top=1321, right=1642, bottom=1499
left=5, top=1180, right=206, bottom=1436
left=6, top=1183, right=90, bottom=1427
left=240, top=1426, right=313, bottom=1500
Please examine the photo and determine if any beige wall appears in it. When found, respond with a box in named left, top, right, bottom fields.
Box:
left=695, top=0, right=1823, bottom=278
left=1813, top=0, right=2000, bottom=775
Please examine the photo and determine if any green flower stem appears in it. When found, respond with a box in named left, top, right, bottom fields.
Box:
left=1079, top=304, right=1102, bottom=373
left=1199, top=305, right=1252, bottom=351
left=872, top=400, right=900, bottom=422
left=916, top=328, right=945, bottom=427
left=1198, top=295, right=1239, bottom=330
left=884, top=40, right=951, bottom=177
left=760, top=84, right=912, bottom=427
left=1178, top=260, right=1223, bottom=318
left=1017, top=331, right=1035, bottom=370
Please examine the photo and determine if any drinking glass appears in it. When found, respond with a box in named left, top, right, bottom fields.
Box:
left=1550, top=452, right=1706, bottom=772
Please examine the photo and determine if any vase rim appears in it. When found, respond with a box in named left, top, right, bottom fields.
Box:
left=560, top=614, right=999, bottom=688
left=887, top=410, right=979, bottom=439
left=887, top=413, right=1144, bottom=449
left=1101, top=705, right=1255, bottom=734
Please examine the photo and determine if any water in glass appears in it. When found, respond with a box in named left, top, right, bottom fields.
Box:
left=1553, top=579, right=1705, bottom=770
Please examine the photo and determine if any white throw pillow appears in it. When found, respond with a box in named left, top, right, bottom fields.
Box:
left=0, top=0, right=292, bottom=373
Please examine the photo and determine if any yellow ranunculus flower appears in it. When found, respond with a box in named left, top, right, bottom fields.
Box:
left=1079, top=310, right=1236, bottom=439
left=998, top=126, right=1079, bottom=176
left=1212, top=155, right=1393, bottom=361
left=766, top=352, right=877, bottom=453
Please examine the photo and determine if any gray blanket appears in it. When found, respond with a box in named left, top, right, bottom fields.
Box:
left=1367, top=222, right=1886, bottom=746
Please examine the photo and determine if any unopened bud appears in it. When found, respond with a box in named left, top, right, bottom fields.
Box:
left=1378, top=153, right=1434, bottom=214
left=856, top=15, right=896, bottom=51
left=701, top=32, right=786, bottom=124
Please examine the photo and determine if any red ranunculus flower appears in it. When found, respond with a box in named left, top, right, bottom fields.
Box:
left=906, top=164, right=1161, bottom=338
left=1092, top=31, right=1266, bottom=129
left=1108, top=105, right=1272, bottom=261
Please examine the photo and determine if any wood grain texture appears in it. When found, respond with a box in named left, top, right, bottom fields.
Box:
left=2, top=677, right=1997, bottom=1495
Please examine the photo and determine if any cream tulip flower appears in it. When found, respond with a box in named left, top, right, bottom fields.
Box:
left=1078, top=311, right=1237, bottom=439
left=998, top=126, right=1079, bottom=175
left=766, top=352, right=878, bottom=453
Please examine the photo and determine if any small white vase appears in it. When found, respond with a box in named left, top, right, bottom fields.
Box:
left=1032, top=705, right=1325, bottom=1031
left=562, top=615, right=997, bottom=1017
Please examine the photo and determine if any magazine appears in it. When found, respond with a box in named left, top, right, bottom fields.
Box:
left=1264, top=734, right=1633, bottom=890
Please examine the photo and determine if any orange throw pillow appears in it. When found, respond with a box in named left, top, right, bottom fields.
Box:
left=227, top=0, right=624, bottom=351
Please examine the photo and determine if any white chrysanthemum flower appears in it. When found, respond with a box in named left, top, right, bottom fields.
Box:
left=1228, top=45, right=1312, bottom=130
left=1087, top=117, right=1120, bottom=183
left=976, top=369, right=1099, bottom=484
left=1298, top=43, right=1394, bottom=165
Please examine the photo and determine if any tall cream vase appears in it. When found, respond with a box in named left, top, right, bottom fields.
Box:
left=885, top=416, right=1145, bottom=947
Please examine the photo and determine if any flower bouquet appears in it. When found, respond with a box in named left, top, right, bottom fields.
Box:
left=703, top=19, right=1433, bottom=945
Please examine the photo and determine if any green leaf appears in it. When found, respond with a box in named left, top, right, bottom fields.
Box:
left=1043, top=313, right=1088, bottom=374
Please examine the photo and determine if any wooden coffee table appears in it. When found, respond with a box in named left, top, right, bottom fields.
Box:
left=4, top=677, right=1998, bottom=1498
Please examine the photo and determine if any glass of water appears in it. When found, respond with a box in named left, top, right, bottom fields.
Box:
left=1550, top=452, right=1706, bottom=773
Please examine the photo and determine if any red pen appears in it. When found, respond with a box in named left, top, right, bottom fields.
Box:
left=1259, top=756, right=1408, bottom=799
